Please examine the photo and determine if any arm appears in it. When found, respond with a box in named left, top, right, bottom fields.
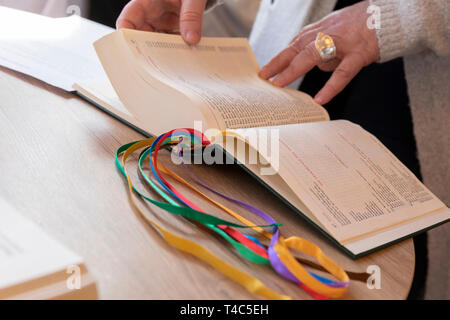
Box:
left=371, top=0, right=450, bottom=62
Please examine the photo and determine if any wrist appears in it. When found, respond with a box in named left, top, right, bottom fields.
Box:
left=369, top=0, right=425, bottom=62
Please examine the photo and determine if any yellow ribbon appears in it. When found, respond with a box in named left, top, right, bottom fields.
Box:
left=120, top=138, right=290, bottom=300
left=156, top=159, right=349, bottom=298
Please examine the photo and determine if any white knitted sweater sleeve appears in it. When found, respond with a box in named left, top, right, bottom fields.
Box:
left=370, top=0, right=450, bottom=62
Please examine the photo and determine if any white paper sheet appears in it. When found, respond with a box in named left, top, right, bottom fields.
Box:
left=0, top=6, right=112, bottom=91
left=0, top=197, right=82, bottom=291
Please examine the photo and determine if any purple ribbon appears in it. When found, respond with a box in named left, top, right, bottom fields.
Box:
left=176, top=145, right=348, bottom=289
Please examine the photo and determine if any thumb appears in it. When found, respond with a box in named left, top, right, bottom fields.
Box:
left=180, top=0, right=207, bottom=45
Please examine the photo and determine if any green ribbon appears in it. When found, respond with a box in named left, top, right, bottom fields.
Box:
left=116, top=140, right=280, bottom=265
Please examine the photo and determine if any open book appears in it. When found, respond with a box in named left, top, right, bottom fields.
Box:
left=0, top=198, right=97, bottom=299
left=74, top=29, right=450, bottom=258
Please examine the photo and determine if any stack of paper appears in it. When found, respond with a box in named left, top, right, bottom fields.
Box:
left=0, top=198, right=97, bottom=299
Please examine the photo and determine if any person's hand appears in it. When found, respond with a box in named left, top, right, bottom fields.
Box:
left=116, top=0, right=207, bottom=45
left=259, top=1, right=380, bottom=105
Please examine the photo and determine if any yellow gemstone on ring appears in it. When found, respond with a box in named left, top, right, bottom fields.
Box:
left=315, top=32, right=335, bottom=52
left=315, top=32, right=336, bottom=62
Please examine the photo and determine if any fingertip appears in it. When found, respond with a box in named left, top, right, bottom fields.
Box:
left=314, top=96, right=324, bottom=105
left=314, top=92, right=329, bottom=105
left=258, top=68, right=269, bottom=80
left=116, top=19, right=136, bottom=30
left=184, top=30, right=201, bottom=45
left=272, top=78, right=284, bottom=87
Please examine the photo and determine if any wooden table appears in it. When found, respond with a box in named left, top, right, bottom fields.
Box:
left=0, top=66, right=415, bottom=300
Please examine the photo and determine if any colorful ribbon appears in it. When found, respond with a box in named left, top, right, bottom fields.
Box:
left=117, top=138, right=290, bottom=300
left=145, top=130, right=349, bottom=298
left=116, top=128, right=350, bottom=299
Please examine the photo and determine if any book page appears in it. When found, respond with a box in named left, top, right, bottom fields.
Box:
left=231, top=121, right=446, bottom=243
left=118, top=30, right=329, bottom=130
left=94, top=31, right=211, bottom=136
